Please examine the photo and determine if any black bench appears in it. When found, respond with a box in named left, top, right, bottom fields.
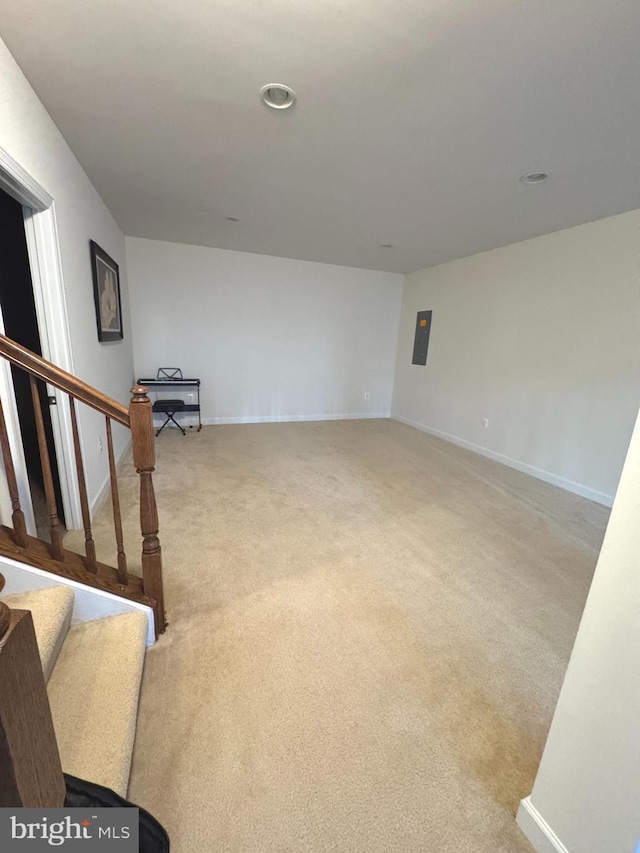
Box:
left=153, top=399, right=186, bottom=436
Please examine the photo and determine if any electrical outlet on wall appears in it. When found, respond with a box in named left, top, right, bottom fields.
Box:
left=364, top=392, right=370, bottom=400
left=482, top=418, right=489, bottom=429
left=98, top=437, right=104, bottom=453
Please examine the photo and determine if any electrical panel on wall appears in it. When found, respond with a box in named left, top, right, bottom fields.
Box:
left=412, top=310, right=432, bottom=366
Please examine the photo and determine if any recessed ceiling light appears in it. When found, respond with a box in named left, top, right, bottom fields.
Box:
left=380, top=243, right=394, bottom=248
left=225, top=216, right=239, bottom=222
left=259, top=83, right=297, bottom=110
left=519, top=171, right=550, bottom=184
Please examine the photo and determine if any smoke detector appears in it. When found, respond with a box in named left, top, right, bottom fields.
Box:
left=259, top=83, right=297, bottom=110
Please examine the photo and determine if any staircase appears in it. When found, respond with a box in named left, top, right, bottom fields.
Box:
left=0, top=332, right=166, bottom=807
left=0, top=583, right=147, bottom=798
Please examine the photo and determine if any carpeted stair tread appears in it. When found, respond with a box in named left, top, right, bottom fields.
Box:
left=1, top=585, right=74, bottom=681
left=47, top=610, right=147, bottom=798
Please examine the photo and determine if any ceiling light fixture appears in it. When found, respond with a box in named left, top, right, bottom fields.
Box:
left=225, top=216, right=239, bottom=222
left=259, top=83, right=297, bottom=110
left=380, top=243, right=394, bottom=248
left=519, top=171, right=550, bottom=184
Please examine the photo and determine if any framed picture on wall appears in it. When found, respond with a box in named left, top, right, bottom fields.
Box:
left=90, top=240, right=123, bottom=342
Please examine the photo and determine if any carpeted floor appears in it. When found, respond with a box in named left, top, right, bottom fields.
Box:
left=69, top=419, right=609, bottom=852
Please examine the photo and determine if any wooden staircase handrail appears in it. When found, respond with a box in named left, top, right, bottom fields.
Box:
left=0, top=334, right=129, bottom=427
left=0, top=334, right=166, bottom=636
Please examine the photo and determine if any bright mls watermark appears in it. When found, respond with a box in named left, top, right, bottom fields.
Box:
left=0, top=808, right=138, bottom=850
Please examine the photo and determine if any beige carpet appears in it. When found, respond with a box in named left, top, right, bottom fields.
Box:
left=47, top=610, right=148, bottom=797
left=68, top=419, right=609, bottom=852
left=1, top=585, right=73, bottom=680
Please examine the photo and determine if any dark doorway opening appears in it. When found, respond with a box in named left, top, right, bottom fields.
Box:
left=0, top=187, right=66, bottom=539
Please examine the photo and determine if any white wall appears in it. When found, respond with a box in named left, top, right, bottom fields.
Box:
left=392, top=210, right=640, bottom=505
left=0, top=36, right=134, bottom=519
left=517, top=403, right=640, bottom=853
left=126, top=238, right=403, bottom=424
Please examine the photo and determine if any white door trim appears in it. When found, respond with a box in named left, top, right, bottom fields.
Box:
left=0, top=144, right=81, bottom=531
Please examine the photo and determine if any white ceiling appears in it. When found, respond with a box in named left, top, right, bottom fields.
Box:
left=1, top=0, right=639, bottom=273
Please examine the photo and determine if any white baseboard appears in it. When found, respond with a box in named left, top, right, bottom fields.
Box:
left=201, top=413, right=390, bottom=426
left=392, top=416, right=614, bottom=507
left=90, top=435, right=132, bottom=517
left=516, top=797, right=571, bottom=853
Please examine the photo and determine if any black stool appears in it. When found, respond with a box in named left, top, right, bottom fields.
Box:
left=153, top=399, right=186, bottom=436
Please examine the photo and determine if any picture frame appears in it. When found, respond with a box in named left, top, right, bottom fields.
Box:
left=90, top=239, right=123, bottom=342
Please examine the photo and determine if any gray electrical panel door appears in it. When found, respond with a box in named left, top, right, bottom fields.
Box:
left=412, top=310, right=432, bottom=365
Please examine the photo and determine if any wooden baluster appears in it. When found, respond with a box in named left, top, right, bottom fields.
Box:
left=129, top=386, right=165, bottom=633
left=0, top=574, right=66, bottom=807
left=0, top=398, right=28, bottom=547
left=106, top=416, right=128, bottom=584
left=68, top=397, right=97, bottom=573
left=29, top=376, right=64, bottom=560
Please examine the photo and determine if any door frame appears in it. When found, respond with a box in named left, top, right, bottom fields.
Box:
left=0, top=144, right=81, bottom=532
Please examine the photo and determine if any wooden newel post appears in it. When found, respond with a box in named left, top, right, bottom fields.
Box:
left=0, top=575, right=66, bottom=807
left=129, top=386, right=166, bottom=634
